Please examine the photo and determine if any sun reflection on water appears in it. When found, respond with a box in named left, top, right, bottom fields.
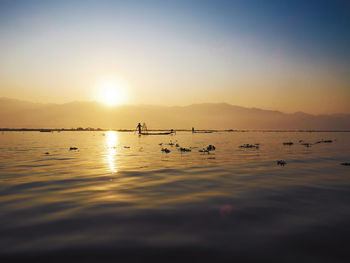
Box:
left=105, top=131, right=118, bottom=173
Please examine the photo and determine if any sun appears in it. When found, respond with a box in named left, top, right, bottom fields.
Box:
left=97, top=79, right=128, bottom=106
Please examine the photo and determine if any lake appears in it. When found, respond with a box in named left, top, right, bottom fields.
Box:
left=1, top=131, right=350, bottom=262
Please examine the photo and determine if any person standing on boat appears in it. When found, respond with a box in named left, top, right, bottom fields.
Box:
left=137, top=123, right=142, bottom=134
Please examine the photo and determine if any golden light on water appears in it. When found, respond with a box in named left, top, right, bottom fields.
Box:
left=105, top=131, right=118, bottom=173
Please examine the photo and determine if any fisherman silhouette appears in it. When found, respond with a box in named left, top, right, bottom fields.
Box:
left=136, top=122, right=174, bottom=135
left=137, top=123, right=142, bottom=134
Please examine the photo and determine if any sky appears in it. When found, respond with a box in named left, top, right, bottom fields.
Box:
left=0, top=0, right=349, bottom=114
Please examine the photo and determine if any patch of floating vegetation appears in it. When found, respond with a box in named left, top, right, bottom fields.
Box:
left=239, top=144, right=259, bottom=149
left=282, top=140, right=333, bottom=147
left=315, top=139, right=333, bottom=144
left=199, top=145, right=216, bottom=153
left=277, top=160, right=287, bottom=166
left=297, top=139, right=333, bottom=147
left=207, top=145, right=216, bottom=151
left=161, top=148, right=171, bottom=153
left=301, top=143, right=312, bottom=147
left=179, top=147, right=191, bottom=152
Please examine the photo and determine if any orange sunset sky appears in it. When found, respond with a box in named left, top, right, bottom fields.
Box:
left=0, top=0, right=349, bottom=114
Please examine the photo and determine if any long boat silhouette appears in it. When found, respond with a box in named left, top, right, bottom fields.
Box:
left=136, top=123, right=175, bottom=135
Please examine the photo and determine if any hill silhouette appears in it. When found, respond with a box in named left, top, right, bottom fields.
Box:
left=1, top=97, right=349, bottom=130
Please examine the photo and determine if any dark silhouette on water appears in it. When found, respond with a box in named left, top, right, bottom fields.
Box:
left=315, top=139, right=333, bottom=144
left=179, top=147, right=191, bottom=152
left=199, top=145, right=216, bottom=153
left=161, top=148, right=171, bottom=153
left=136, top=122, right=175, bottom=135
left=192, top=127, right=214, bottom=133
left=137, top=122, right=142, bottom=134
left=301, top=142, right=312, bottom=147
left=239, top=144, right=259, bottom=149
left=206, top=145, right=216, bottom=151
left=277, top=160, right=287, bottom=166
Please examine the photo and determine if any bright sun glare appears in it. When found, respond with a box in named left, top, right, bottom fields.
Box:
left=97, top=79, right=127, bottom=106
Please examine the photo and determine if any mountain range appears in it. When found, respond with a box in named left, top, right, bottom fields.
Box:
left=1, top=97, right=349, bottom=130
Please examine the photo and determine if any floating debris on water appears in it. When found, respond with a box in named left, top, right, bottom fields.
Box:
left=340, top=162, right=350, bottom=166
left=199, top=145, right=216, bottom=153
left=207, top=145, right=216, bottom=151
left=69, top=147, right=78, bottom=151
left=323, top=140, right=333, bottom=143
left=239, top=144, right=259, bottom=149
left=161, top=148, right=171, bottom=153
left=277, top=160, right=287, bottom=166
left=179, top=147, right=191, bottom=152
left=283, top=142, right=294, bottom=145
left=315, top=139, right=333, bottom=144
left=301, top=143, right=312, bottom=147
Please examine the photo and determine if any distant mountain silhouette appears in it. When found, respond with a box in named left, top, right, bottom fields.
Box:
left=1, top=97, right=350, bottom=130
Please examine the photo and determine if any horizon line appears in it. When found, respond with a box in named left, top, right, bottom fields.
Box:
left=2, top=128, right=350, bottom=132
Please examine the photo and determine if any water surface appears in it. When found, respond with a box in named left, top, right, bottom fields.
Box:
left=1, top=131, right=350, bottom=262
